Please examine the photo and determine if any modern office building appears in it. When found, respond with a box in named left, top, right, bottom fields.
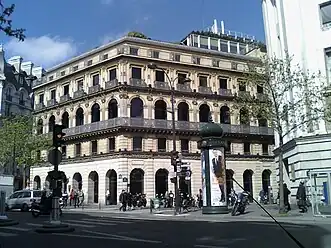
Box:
left=262, top=0, right=331, bottom=199
left=30, top=28, right=276, bottom=205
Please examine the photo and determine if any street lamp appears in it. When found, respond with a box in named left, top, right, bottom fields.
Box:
left=147, top=63, right=191, bottom=215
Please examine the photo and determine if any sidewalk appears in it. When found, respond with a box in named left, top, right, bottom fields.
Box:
left=63, top=203, right=331, bottom=225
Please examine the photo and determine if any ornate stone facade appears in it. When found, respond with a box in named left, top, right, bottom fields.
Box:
left=31, top=36, right=276, bottom=205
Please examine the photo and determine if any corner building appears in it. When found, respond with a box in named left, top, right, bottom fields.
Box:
left=31, top=36, right=276, bottom=205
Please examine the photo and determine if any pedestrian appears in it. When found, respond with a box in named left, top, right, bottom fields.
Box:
left=283, top=183, right=291, bottom=211
left=106, top=189, right=110, bottom=205
left=296, top=181, right=307, bottom=213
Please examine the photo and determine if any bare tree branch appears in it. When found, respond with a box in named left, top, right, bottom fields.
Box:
left=0, top=1, right=25, bottom=41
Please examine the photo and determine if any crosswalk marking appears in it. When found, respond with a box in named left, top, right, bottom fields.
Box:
left=81, top=218, right=133, bottom=224
left=65, top=219, right=116, bottom=226
left=0, top=226, right=30, bottom=231
left=61, top=222, right=96, bottom=228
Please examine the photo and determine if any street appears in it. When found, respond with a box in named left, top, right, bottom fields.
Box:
left=1, top=211, right=331, bottom=248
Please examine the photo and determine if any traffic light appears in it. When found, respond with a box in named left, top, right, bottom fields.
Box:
left=53, top=124, right=66, bottom=148
left=171, top=150, right=179, bottom=166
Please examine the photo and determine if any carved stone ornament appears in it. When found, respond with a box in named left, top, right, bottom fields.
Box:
left=101, top=98, right=106, bottom=103
left=119, top=93, right=128, bottom=99
left=44, top=115, right=47, bottom=119
left=70, top=107, right=74, bottom=112
left=56, top=111, right=60, bottom=116
left=213, top=102, right=219, bottom=107
left=147, top=95, right=153, bottom=101
left=85, top=103, right=89, bottom=108
left=192, top=100, right=198, bottom=105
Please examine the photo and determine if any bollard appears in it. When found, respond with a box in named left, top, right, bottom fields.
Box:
left=150, top=199, right=153, bottom=214
left=0, top=191, right=7, bottom=220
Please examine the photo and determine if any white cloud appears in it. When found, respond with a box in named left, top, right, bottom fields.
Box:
left=99, top=31, right=129, bottom=45
left=5, top=36, right=77, bottom=69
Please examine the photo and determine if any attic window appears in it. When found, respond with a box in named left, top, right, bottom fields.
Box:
left=49, top=76, right=54, bottom=81
left=103, top=54, right=108, bottom=60
left=73, top=65, right=78, bottom=71
left=87, top=60, right=92, bottom=66
left=61, top=71, right=65, bottom=76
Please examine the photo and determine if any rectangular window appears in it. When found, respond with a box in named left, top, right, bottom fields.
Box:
left=87, top=60, right=92, bottom=66
left=325, top=48, right=331, bottom=84
left=36, top=150, right=41, bottom=161
left=257, top=85, right=263, bottom=94
left=39, top=94, right=44, bottom=104
left=155, top=70, right=165, bottom=82
left=109, top=68, right=116, bottom=81
left=174, top=54, right=181, bottom=62
left=157, top=138, right=166, bottom=152
left=178, top=73, right=187, bottom=84
left=49, top=76, right=54, bottom=81
left=152, top=51, right=159, bottom=58
left=91, top=140, right=98, bottom=154
left=262, top=144, right=269, bottom=155
left=199, top=76, right=208, bottom=87
left=60, top=71, right=65, bottom=76
left=50, top=90, right=56, bottom=99
left=219, top=78, right=228, bottom=89
left=75, top=143, right=81, bottom=156
left=103, top=54, right=108, bottom=60
left=129, top=47, right=138, bottom=56
left=225, top=141, right=231, bottom=154
left=320, top=2, right=331, bottom=27
left=180, top=139, right=189, bottom=153
left=108, top=138, right=115, bottom=152
left=133, top=137, right=142, bottom=151
left=92, top=74, right=100, bottom=86
left=243, top=143, right=250, bottom=154
left=63, top=85, right=69, bottom=95
left=77, top=79, right=83, bottom=91
left=73, top=65, right=78, bottom=71
left=132, top=67, right=142, bottom=79
left=238, top=80, right=246, bottom=91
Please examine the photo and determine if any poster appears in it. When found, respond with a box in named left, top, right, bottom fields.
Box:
left=208, top=149, right=227, bottom=206
left=201, top=151, right=207, bottom=207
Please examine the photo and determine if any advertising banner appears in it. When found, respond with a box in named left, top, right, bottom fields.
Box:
left=208, top=148, right=227, bottom=206
left=201, top=150, right=207, bottom=206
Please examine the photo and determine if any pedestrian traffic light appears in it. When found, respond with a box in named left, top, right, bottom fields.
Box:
left=171, top=150, right=179, bottom=166
left=53, top=124, right=66, bottom=148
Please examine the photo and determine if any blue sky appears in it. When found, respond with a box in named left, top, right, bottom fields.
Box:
left=0, top=0, right=265, bottom=69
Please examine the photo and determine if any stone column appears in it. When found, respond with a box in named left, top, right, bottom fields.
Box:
left=198, top=115, right=228, bottom=214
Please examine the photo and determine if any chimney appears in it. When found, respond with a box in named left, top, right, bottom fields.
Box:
left=21, top=61, right=34, bottom=75
left=212, top=19, right=218, bottom=34
left=32, top=66, right=46, bottom=79
left=221, top=21, right=225, bottom=35
left=8, top=56, right=23, bottom=72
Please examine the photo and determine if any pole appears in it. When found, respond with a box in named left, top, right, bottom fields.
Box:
left=171, top=87, right=180, bottom=215
left=50, top=147, right=60, bottom=224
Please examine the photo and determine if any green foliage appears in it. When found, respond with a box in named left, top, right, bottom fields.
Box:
left=0, top=115, right=51, bottom=169
left=0, top=1, right=25, bottom=41
left=127, top=31, right=149, bottom=39
left=233, top=53, right=328, bottom=141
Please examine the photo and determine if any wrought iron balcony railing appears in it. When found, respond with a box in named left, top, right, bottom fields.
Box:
left=63, top=117, right=274, bottom=137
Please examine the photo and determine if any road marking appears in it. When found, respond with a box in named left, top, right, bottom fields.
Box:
left=53, top=233, right=124, bottom=241
left=82, top=218, right=133, bottom=224
left=0, top=232, right=17, bottom=237
left=82, top=230, right=162, bottom=243
left=25, top=223, right=43, bottom=227
left=194, top=245, right=228, bottom=248
left=0, top=226, right=30, bottom=231
left=65, top=220, right=116, bottom=226
left=61, top=222, right=96, bottom=228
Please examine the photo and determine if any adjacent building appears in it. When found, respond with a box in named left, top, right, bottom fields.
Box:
left=0, top=45, right=45, bottom=189
left=30, top=26, right=276, bottom=205
left=262, top=0, right=331, bottom=201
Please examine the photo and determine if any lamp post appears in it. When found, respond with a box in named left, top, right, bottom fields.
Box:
left=147, top=63, right=191, bottom=215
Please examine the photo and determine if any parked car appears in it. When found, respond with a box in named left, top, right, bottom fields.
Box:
left=5, top=189, right=42, bottom=212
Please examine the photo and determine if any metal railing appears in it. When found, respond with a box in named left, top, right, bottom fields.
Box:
left=63, top=117, right=274, bottom=137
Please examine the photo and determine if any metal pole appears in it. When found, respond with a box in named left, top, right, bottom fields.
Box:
left=0, top=191, right=7, bottom=219
left=171, top=87, right=180, bottom=215
left=50, top=147, right=60, bottom=224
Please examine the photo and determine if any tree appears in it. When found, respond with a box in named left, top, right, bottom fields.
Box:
left=127, top=31, right=149, bottom=39
left=233, top=53, right=329, bottom=214
left=0, top=115, right=51, bottom=188
left=0, top=1, right=25, bottom=41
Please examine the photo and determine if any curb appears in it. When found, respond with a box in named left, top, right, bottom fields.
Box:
left=35, top=223, right=75, bottom=234
left=0, top=219, right=19, bottom=227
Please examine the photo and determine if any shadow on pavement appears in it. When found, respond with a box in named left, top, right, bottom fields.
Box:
left=2, top=211, right=331, bottom=248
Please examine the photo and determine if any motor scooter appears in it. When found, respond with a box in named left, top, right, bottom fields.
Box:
left=231, top=191, right=249, bottom=216
left=31, top=198, right=62, bottom=218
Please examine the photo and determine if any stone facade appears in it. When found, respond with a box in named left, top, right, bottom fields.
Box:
left=30, top=36, right=277, bottom=205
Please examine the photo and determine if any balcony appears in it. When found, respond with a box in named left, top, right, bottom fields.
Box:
left=105, top=79, right=119, bottom=89
left=35, top=103, right=45, bottom=111
left=73, top=89, right=86, bottom=99
left=256, top=93, right=269, bottom=102
left=218, top=88, right=233, bottom=96
left=154, top=81, right=170, bottom=90
left=130, top=78, right=146, bottom=87
left=198, top=86, right=212, bottom=94
left=47, top=99, right=57, bottom=107
left=60, top=94, right=71, bottom=103
left=176, top=83, right=192, bottom=92
left=88, top=84, right=101, bottom=94
left=237, top=91, right=251, bottom=98
left=63, top=117, right=275, bottom=137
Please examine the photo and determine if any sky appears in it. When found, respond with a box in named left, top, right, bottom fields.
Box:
left=0, top=0, right=265, bottom=69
